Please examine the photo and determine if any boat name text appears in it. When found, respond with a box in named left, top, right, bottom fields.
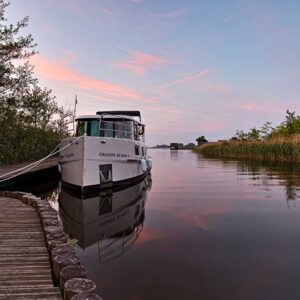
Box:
left=99, top=152, right=129, bottom=158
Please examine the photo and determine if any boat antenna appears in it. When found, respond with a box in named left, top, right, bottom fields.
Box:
left=73, top=94, right=78, bottom=133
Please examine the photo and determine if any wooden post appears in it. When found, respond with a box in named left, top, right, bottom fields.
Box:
left=59, top=265, right=87, bottom=294
left=53, top=254, right=80, bottom=286
left=64, top=278, right=96, bottom=300
left=51, top=244, right=75, bottom=266
left=70, top=293, right=103, bottom=300
left=42, top=219, right=60, bottom=228
left=43, top=225, right=63, bottom=236
left=48, top=240, right=68, bottom=252
left=46, top=232, right=68, bottom=244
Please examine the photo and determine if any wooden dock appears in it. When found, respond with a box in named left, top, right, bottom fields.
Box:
left=0, top=157, right=59, bottom=190
left=0, top=195, right=62, bottom=299
left=0, top=157, right=58, bottom=180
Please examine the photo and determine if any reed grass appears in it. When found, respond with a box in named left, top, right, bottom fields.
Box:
left=194, top=135, right=300, bottom=162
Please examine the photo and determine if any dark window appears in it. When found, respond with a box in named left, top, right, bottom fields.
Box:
left=135, top=145, right=139, bottom=155
left=76, top=119, right=99, bottom=137
left=141, top=147, right=145, bottom=156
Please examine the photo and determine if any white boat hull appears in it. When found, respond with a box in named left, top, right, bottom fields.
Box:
left=59, top=136, right=151, bottom=190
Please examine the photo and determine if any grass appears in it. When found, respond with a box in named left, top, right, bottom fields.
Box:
left=194, top=135, right=300, bottom=162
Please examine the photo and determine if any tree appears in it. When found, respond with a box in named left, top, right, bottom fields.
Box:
left=260, top=121, right=273, bottom=139
left=0, top=1, right=37, bottom=128
left=0, top=1, right=72, bottom=163
left=235, top=130, right=247, bottom=141
left=271, top=110, right=300, bottom=137
left=246, top=127, right=260, bottom=141
left=196, top=136, right=208, bottom=145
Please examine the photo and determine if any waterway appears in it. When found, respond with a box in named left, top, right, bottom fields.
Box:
left=10, top=149, right=300, bottom=299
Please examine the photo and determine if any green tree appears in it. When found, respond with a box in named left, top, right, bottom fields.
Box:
left=246, top=127, right=260, bottom=141
left=272, top=110, right=300, bottom=137
left=235, top=130, right=247, bottom=141
left=0, top=1, right=37, bottom=128
left=0, top=1, right=73, bottom=163
left=260, top=121, right=273, bottom=139
left=196, top=136, right=208, bottom=145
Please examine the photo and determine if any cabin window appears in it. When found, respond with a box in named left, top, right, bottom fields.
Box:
left=100, top=120, right=114, bottom=138
left=76, top=119, right=99, bottom=137
left=100, top=119, right=134, bottom=139
left=135, top=145, right=139, bottom=155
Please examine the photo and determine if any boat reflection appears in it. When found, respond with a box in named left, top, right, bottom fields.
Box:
left=58, top=176, right=152, bottom=262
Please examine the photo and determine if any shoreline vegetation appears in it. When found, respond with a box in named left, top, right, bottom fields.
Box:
left=194, top=111, right=300, bottom=163
left=0, top=1, right=72, bottom=164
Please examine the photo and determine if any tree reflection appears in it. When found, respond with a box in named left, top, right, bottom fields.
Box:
left=236, top=160, right=300, bottom=204
left=199, top=153, right=300, bottom=204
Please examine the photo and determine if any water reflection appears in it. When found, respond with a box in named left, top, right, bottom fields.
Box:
left=235, top=160, right=300, bottom=203
left=58, top=176, right=152, bottom=261
left=200, top=155, right=300, bottom=204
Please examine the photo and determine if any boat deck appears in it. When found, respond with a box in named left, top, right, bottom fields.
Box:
left=0, top=195, right=62, bottom=299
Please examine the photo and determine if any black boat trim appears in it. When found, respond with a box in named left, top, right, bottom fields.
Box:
left=61, top=172, right=148, bottom=198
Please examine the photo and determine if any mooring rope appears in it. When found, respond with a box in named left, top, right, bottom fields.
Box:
left=0, top=138, right=80, bottom=183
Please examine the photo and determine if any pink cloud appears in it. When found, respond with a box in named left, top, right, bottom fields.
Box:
left=114, top=51, right=169, bottom=75
left=99, top=7, right=113, bottom=15
left=241, top=103, right=259, bottom=111
left=31, top=55, right=155, bottom=103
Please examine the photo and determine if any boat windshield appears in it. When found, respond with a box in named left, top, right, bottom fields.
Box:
left=76, top=119, right=99, bottom=137
left=75, top=117, right=144, bottom=141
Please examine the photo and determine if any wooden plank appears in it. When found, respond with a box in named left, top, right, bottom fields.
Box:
left=0, top=196, right=62, bottom=300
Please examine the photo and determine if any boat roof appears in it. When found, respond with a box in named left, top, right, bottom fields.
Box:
left=97, top=111, right=141, bottom=121
left=75, top=113, right=144, bottom=125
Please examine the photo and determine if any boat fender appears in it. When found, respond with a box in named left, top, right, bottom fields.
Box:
left=146, top=158, right=152, bottom=170
left=141, top=159, right=147, bottom=172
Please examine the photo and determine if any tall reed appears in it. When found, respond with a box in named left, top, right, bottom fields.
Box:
left=194, top=135, right=300, bottom=162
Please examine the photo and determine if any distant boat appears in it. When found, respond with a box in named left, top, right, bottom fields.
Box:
left=170, top=143, right=179, bottom=150
left=59, top=111, right=152, bottom=192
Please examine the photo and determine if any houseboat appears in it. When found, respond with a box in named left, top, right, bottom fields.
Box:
left=59, top=111, right=152, bottom=191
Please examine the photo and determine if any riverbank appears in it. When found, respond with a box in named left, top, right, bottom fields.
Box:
left=194, top=135, right=300, bottom=162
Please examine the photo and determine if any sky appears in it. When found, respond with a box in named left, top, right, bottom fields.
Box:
left=6, top=0, right=300, bottom=146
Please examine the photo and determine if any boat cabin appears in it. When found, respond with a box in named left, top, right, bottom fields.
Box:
left=75, top=111, right=145, bottom=142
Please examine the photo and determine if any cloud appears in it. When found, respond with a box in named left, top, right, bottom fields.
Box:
left=160, top=69, right=231, bottom=96
left=224, top=7, right=252, bottom=23
left=114, top=51, right=169, bottom=75
left=160, top=69, right=210, bottom=89
left=99, top=7, right=113, bottom=15
left=31, top=55, right=155, bottom=103
left=129, top=0, right=143, bottom=3
left=154, top=9, right=187, bottom=19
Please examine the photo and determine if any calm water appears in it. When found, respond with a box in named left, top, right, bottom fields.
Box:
left=14, top=149, right=300, bottom=299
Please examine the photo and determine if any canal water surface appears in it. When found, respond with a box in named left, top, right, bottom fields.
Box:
left=23, top=150, right=300, bottom=299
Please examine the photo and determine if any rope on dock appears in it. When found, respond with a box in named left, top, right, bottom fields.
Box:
left=0, top=138, right=80, bottom=183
